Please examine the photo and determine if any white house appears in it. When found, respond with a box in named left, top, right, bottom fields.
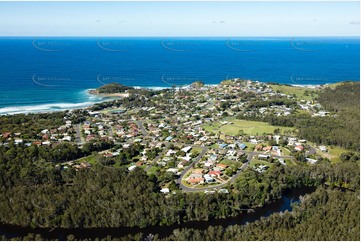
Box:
left=160, top=188, right=170, bottom=194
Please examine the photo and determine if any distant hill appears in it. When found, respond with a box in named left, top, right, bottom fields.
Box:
left=96, top=82, right=134, bottom=94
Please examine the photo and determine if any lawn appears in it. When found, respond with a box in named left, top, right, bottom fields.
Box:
left=269, top=84, right=319, bottom=101
left=146, top=165, right=161, bottom=175
left=203, top=119, right=294, bottom=136
left=76, top=154, right=98, bottom=165
left=191, top=146, right=203, bottom=153
left=220, top=158, right=243, bottom=169
left=250, top=159, right=274, bottom=168
left=308, top=142, right=350, bottom=163
left=327, top=146, right=350, bottom=163
left=284, top=158, right=296, bottom=166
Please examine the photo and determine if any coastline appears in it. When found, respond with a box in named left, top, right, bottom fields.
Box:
left=87, top=89, right=130, bottom=98
left=0, top=81, right=356, bottom=116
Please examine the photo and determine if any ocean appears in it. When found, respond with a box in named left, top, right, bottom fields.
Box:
left=0, top=37, right=359, bottom=115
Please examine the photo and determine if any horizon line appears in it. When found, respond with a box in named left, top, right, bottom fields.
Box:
left=0, top=35, right=359, bottom=38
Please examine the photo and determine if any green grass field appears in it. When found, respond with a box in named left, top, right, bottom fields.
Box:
left=327, top=146, right=350, bottom=163
left=202, top=119, right=294, bottom=136
left=76, top=154, right=97, bottom=165
left=250, top=159, right=274, bottom=168
left=269, top=84, right=318, bottom=101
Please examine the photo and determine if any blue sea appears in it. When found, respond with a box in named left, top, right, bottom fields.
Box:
left=0, top=37, right=359, bottom=115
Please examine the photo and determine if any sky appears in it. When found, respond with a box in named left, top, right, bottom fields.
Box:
left=0, top=1, right=359, bottom=36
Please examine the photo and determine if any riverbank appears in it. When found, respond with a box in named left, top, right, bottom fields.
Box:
left=0, top=186, right=316, bottom=241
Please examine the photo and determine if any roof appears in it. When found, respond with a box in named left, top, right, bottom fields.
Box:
left=193, top=169, right=204, bottom=174
left=208, top=171, right=221, bottom=176
left=216, top=164, right=228, bottom=168
left=165, top=136, right=173, bottom=141
left=187, top=177, right=205, bottom=184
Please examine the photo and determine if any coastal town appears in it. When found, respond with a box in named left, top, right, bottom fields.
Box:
left=0, top=79, right=347, bottom=193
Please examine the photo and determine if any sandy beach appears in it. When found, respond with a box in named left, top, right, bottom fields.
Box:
left=87, top=89, right=130, bottom=98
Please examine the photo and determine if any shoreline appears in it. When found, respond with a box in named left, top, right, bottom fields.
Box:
left=87, top=89, right=130, bottom=98
left=0, top=81, right=356, bottom=115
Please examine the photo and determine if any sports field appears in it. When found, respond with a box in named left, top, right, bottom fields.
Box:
left=269, top=84, right=318, bottom=101
left=202, top=119, right=294, bottom=136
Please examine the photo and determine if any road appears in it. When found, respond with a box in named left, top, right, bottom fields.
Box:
left=175, top=146, right=208, bottom=189
left=75, top=124, right=84, bottom=145
left=144, top=142, right=172, bottom=172
left=175, top=149, right=294, bottom=192
left=136, top=120, right=148, bottom=136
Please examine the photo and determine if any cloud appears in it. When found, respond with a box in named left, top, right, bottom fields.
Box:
left=349, top=20, right=360, bottom=25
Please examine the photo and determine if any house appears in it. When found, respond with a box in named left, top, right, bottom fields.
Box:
left=166, top=168, right=178, bottom=173
left=2, top=132, right=11, bottom=139
left=181, top=146, right=192, bottom=153
left=80, top=162, right=91, bottom=169
left=294, top=145, right=304, bottom=151
left=319, top=146, right=328, bottom=152
left=306, top=158, right=317, bottom=164
left=238, top=143, right=247, bottom=150
left=14, top=139, right=23, bottom=144
left=216, top=164, right=228, bottom=170
left=226, top=150, right=237, bottom=157
left=187, top=177, right=205, bottom=184
left=204, top=174, right=215, bottom=183
left=160, top=188, right=170, bottom=194
left=258, top=154, right=270, bottom=160
left=128, top=165, right=137, bottom=171
left=255, top=164, right=269, bottom=173
left=193, top=168, right=204, bottom=174
left=42, top=141, right=51, bottom=146
left=208, top=170, right=222, bottom=178
left=177, top=160, right=188, bottom=168
left=204, top=161, right=215, bottom=168
left=166, top=149, right=176, bottom=156
left=165, top=136, right=174, bottom=141
left=204, top=190, right=216, bottom=194
left=249, top=139, right=258, bottom=144
left=262, top=146, right=272, bottom=152
left=33, top=141, right=42, bottom=146
left=218, top=188, right=229, bottom=194
left=278, top=158, right=286, bottom=165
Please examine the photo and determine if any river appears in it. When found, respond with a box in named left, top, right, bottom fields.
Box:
left=0, top=186, right=315, bottom=240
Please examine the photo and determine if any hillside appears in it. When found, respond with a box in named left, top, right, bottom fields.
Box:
left=96, top=82, right=134, bottom=94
